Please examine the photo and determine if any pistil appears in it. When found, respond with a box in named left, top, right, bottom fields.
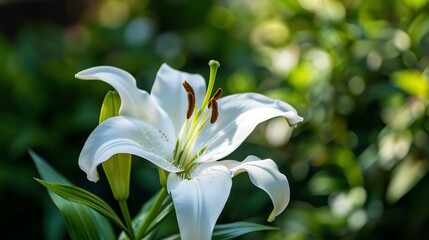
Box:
left=198, top=60, right=220, bottom=115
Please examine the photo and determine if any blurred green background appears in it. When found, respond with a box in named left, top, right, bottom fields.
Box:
left=1, top=0, right=429, bottom=239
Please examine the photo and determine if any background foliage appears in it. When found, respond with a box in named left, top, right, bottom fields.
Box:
left=1, top=0, right=429, bottom=239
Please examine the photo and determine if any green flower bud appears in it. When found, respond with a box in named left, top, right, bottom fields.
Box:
left=158, top=168, right=168, bottom=187
left=100, top=91, right=132, bottom=201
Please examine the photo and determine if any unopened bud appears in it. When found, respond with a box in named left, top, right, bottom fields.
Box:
left=158, top=168, right=168, bottom=187
left=100, top=91, right=132, bottom=201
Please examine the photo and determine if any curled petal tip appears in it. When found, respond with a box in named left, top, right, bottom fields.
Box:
left=88, top=177, right=99, bottom=183
left=85, top=170, right=100, bottom=183
left=267, top=210, right=276, bottom=222
left=74, top=70, right=91, bottom=80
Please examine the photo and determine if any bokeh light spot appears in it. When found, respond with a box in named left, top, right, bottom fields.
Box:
left=265, top=118, right=293, bottom=147
left=393, top=30, right=411, bottom=51
left=348, top=76, right=366, bottom=95
left=366, top=51, right=382, bottom=71
left=348, top=209, right=367, bottom=230
left=251, top=20, right=290, bottom=49
left=124, top=18, right=155, bottom=46
left=271, top=45, right=300, bottom=75
left=227, top=71, right=255, bottom=93
left=209, top=6, right=235, bottom=30
left=98, top=0, right=130, bottom=28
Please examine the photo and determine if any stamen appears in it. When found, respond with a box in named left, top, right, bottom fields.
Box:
left=182, top=81, right=195, bottom=96
left=208, top=88, right=222, bottom=108
left=213, top=88, right=222, bottom=100
left=186, top=92, right=195, bottom=119
left=182, top=81, right=196, bottom=119
left=210, top=100, right=219, bottom=124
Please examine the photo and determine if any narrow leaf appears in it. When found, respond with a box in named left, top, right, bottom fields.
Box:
left=212, top=221, right=278, bottom=240
left=161, top=221, right=278, bottom=240
left=30, top=150, right=115, bottom=240
left=161, top=234, right=180, bottom=240
left=146, top=197, right=174, bottom=234
left=387, top=156, right=429, bottom=203
left=35, top=178, right=131, bottom=236
left=118, top=190, right=174, bottom=240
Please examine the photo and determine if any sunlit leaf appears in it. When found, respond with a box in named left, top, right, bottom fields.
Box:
left=386, top=156, right=429, bottom=203
left=405, top=0, right=428, bottom=11
left=408, top=13, right=429, bottom=46
left=288, top=63, right=313, bottom=89
left=392, top=69, right=428, bottom=98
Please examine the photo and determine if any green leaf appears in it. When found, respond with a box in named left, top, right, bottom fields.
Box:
left=118, top=190, right=174, bottom=240
left=161, top=221, right=278, bottom=240
left=30, top=150, right=115, bottom=240
left=145, top=197, right=174, bottom=235
left=161, top=234, right=180, bottom=240
left=387, top=156, right=429, bottom=203
left=212, top=221, right=278, bottom=240
left=35, top=178, right=131, bottom=237
left=391, top=69, right=428, bottom=98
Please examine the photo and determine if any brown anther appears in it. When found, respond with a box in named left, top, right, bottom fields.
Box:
left=210, top=100, right=219, bottom=124
left=182, top=81, right=195, bottom=96
left=213, top=88, right=222, bottom=100
left=208, top=88, right=222, bottom=108
left=182, top=81, right=196, bottom=119
left=186, top=92, right=195, bottom=119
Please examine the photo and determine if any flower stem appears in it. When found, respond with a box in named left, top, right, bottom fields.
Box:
left=119, top=200, right=135, bottom=240
left=136, top=187, right=168, bottom=239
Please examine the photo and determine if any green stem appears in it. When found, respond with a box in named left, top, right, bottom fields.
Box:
left=119, top=200, right=135, bottom=240
left=136, top=187, right=168, bottom=239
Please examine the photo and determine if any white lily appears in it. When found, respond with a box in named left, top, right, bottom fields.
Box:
left=76, top=61, right=303, bottom=240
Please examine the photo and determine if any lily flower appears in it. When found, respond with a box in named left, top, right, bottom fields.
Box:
left=76, top=61, right=303, bottom=240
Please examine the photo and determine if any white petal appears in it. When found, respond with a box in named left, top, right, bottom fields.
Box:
left=197, top=93, right=303, bottom=162
left=151, top=64, right=206, bottom=135
left=79, top=116, right=181, bottom=182
left=223, top=155, right=290, bottom=222
left=76, top=66, right=176, bottom=141
left=167, top=163, right=232, bottom=240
